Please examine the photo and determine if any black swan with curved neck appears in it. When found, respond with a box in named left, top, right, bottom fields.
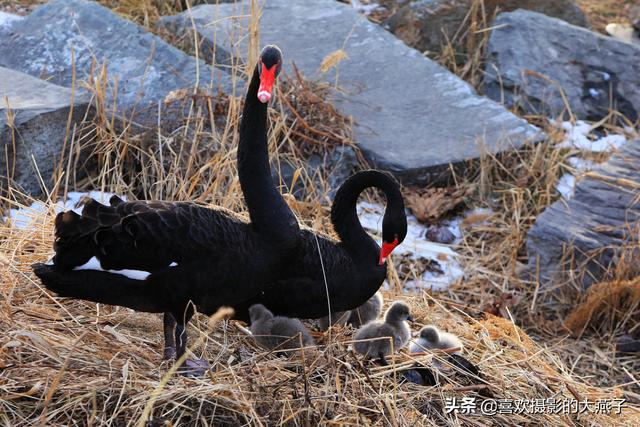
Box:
left=241, top=169, right=407, bottom=320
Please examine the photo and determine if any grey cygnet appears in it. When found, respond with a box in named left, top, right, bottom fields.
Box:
left=249, top=304, right=315, bottom=356
left=353, top=301, right=413, bottom=364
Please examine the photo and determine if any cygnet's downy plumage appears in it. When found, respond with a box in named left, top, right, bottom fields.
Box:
left=318, top=292, right=384, bottom=330
left=348, top=291, right=383, bottom=328
left=353, top=301, right=413, bottom=363
left=317, top=310, right=350, bottom=330
left=249, top=304, right=315, bottom=355
left=409, top=325, right=463, bottom=354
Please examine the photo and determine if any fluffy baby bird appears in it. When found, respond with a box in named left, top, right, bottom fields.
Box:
left=348, top=291, right=384, bottom=328
left=353, top=301, right=413, bottom=364
left=319, top=292, right=384, bottom=330
left=249, top=304, right=315, bottom=356
left=409, top=325, right=463, bottom=355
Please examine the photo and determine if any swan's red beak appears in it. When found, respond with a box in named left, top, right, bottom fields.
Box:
left=258, top=63, right=277, bottom=103
left=378, top=238, right=399, bottom=265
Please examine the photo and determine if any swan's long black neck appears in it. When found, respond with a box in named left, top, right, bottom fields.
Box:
left=238, top=65, right=299, bottom=245
left=330, top=170, right=403, bottom=264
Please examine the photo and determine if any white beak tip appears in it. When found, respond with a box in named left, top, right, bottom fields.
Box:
left=257, top=91, right=271, bottom=103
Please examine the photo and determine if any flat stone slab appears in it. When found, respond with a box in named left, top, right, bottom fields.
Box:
left=0, top=67, right=93, bottom=196
left=159, top=0, right=542, bottom=183
left=0, top=0, right=233, bottom=123
left=484, top=10, right=640, bottom=122
left=384, top=0, right=589, bottom=55
left=526, top=141, right=640, bottom=287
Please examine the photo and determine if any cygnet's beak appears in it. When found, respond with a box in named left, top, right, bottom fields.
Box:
left=407, top=315, right=415, bottom=323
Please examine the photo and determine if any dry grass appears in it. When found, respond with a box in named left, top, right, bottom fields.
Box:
left=2, top=0, right=640, bottom=425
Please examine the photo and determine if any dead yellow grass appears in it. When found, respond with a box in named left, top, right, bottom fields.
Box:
left=565, top=279, right=640, bottom=337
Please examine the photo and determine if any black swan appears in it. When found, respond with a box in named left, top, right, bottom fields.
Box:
left=32, top=45, right=294, bottom=372
left=353, top=301, right=413, bottom=364
left=248, top=304, right=315, bottom=356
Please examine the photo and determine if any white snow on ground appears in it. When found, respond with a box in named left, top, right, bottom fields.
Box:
left=556, top=174, right=577, bottom=200
left=556, top=120, right=628, bottom=152
left=557, top=156, right=597, bottom=200
left=566, top=156, right=597, bottom=171
left=6, top=191, right=123, bottom=229
left=357, top=202, right=465, bottom=291
left=0, top=11, right=21, bottom=28
left=554, top=121, right=634, bottom=199
left=350, top=0, right=383, bottom=15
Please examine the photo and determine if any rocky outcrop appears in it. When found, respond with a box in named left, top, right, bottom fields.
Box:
left=159, top=0, right=541, bottom=184
left=0, top=0, right=233, bottom=124
left=526, top=140, right=640, bottom=288
left=384, top=0, right=589, bottom=55
left=484, top=10, right=640, bottom=122
left=0, top=67, right=93, bottom=197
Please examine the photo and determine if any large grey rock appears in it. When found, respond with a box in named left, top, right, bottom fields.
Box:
left=273, top=145, right=358, bottom=199
left=0, top=67, right=93, bottom=197
left=484, top=10, right=640, bottom=122
left=526, top=140, right=640, bottom=288
left=158, top=0, right=541, bottom=184
left=384, top=0, right=589, bottom=55
left=0, top=0, right=233, bottom=123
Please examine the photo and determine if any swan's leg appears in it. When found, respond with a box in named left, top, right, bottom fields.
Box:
left=175, top=322, right=209, bottom=377
left=162, top=313, right=176, bottom=360
left=378, top=352, right=389, bottom=366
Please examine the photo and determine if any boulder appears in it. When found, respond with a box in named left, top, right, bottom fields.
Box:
left=274, top=145, right=358, bottom=198
left=526, top=140, right=640, bottom=288
left=0, top=0, right=233, bottom=124
left=384, top=0, right=589, bottom=55
left=0, top=67, right=93, bottom=197
left=158, top=0, right=541, bottom=184
left=484, top=10, right=640, bottom=122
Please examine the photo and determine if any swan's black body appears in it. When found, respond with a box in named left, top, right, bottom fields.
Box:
left=33, top=170, right=406, bottom=320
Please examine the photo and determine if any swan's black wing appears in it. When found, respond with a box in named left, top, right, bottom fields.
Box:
left=53, top=199, right=251, bottom=272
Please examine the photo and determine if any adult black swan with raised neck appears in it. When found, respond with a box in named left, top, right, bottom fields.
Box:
left=31, top=45, right=294, bottom=374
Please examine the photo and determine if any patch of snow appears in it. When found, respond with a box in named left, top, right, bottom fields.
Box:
left=350, top=0, right=383, bottom=15
left=556, top=120, right=628, bottom=152
left=0, top=11, right=21, bottom=29
left=590, top=134, right=627, bottom=152
left=566, top=156, right=597, bottom=171
left=74, top=256, right=150, bottom=281
left=556, top=174, right=576, bottom=200
left=5, top=191, right=125, bottom=229
left=357, top=202, right=464, bottom=291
